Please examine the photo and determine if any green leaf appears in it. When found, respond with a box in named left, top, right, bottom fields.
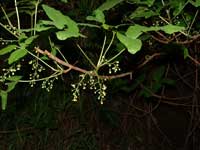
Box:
left=143, top=0, right=155, bottom=7
left=126, top=25, right=148, bottom=39
left=56, top=30, right=80, bottom=40
left=0, top=76, right=21, bottom=110
left=8, top=48, right=27, bottom=64
left=19, top=35, right=38, bottom=48
left=32, top=21, right=54, bottom=32
left=42, top=4, right=79, bottom=35
left=102, top=24, right=110, bottom=30
left=128, top=0, right=155, bottom=6
left=6, top=76, right=22, bottom=82
left=18, top=33, right=28, bottom=43
left=37, top=20, right=55, bottom=26
left=98, top=0, right=124, bottom=11
left=125, top=24, right=185, bottom=39
left=115, top=42, right=125, bottom=52
left=0, top=91, right=8, bottom=110
left=129, top=7, right=157, bottom=19
left=117, top=32, right=142, bottom=54
left=50, top=46, right=58, bottom=56
left=63, top=16, right=79, bottom=32
left=189, top=0, right=200, bottom=7
left=161, top=24, right=185, bottom=34
left=170, top=0, right=188, bottom=16
left=6, top=81, right=20, bottom=92
left=60, top=0, right=68, bottom=3
left=34, top=26, right=52, bottom=32
left=86, top=9, right=105, bottom=23
left=183, top=47, right=189, bottom=59
left=42, top=4, right=67, bottom=29
left=126, top=25, right=159, bottom=39
left=0, top=45, right=17, bottom=55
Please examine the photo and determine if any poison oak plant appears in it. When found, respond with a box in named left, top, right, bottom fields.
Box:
left=0, top=0, right=200, bottom=110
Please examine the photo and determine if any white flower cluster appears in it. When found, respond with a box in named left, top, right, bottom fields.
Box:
left=28, top=60, right=45, bottom=87
left=108, top=61, right=120, bottom=74
left=71, top=73, right=108, bottom=104
left=0, top=64, right=21, bottom=81
left=41, top=78, right=56, bottom=92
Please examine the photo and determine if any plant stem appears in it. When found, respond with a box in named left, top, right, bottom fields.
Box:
left=14, top=0, right=20, bottom=31
left=57, top=48, right=69, bottom=64
left=33, top=0, right=40, bottom=36
left=97, top=35, right=107, bottom=66
left=77, top=44, right=96, bottom=69
left=102, top=32, right=115, bottom=60
left=77, top=23, right=101, bottom=28
left=101, top=48, right=125, bottom=66
left=30, top=14, right=33, bottom=36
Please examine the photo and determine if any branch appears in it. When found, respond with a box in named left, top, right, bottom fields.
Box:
left=177, top=34, right=200, bottom=44
left=188, top=55, right=200, bottom=66
left=34, top=47, right=132, bottom=79
left=137, top=53, right=164, bottom=68
left=151, top=35, right=170, bottom=44
left=35, top=47, right=88, bottom=73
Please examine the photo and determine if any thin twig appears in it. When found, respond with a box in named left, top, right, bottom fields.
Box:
left=151, top=33, right=200, bottom=45
left=156, top=31, right=170, bottom=41
left=140, top=84, right=193, bottom=101
left=137, top=53, right=164, bottom=68
left=151, top=35, right=170, bottom=44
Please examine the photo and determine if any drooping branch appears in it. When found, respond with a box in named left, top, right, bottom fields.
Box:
left=34, top=47, right=133, bottom=79
left=35, top=47, right=88, bottom=73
